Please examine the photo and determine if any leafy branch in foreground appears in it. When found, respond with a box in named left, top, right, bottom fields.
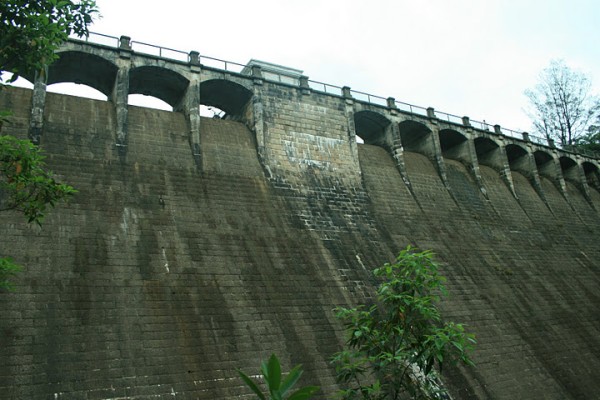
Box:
left=238, top=353, right=320, bottom=400
left=0, top=257, right=21, bottom=291
left=0, top=135, right=76, bottom=290
left=332, top=247, right=476, bottom=399
left=0, top=135, right=76, bottom=224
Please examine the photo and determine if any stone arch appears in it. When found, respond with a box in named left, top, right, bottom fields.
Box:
left=353, top=110, right=391, bottom=148
left=438, top=128, right=468, bottom=162
left=474, top=137, right=502, bottom=170
left=43, top=51, right=118, bottom=98
left=582, top=162, right=600, bottom=191
left=398, top=120, right=433, bottom=157
left=199, top=79, right=253, bottom=120
left=505, top=143, right=529, bottom=172
left=559, top=155, right=579, bottom=182
left=129, top=66, right=189, bottom=109
left=534, top=150, right=555, bottom=179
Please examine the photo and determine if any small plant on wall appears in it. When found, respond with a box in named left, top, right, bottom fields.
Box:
left=238, top=353, right=320, bottom=400
left=331, top=247, right=476, bottom=399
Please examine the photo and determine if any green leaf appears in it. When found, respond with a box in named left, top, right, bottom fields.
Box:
left=287, top=386, right=320, bottom=400
left=266, top=354, right=282, bottom=392
left=237, top=369, right=266, bottom=400
left=280, top=364, right=303, bottom=396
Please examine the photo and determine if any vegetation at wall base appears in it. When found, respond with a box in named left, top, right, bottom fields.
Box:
left=331, top=247, right=476, bottom=400
left=238, top=353, right=320, bottom=400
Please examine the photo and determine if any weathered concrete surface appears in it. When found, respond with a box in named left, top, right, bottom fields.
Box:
left=1, top=84, right=599, bottom=400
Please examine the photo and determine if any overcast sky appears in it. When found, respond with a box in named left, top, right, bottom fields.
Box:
left=30, top=0, right=600, bottom=133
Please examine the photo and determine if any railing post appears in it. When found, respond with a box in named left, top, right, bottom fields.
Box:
left=119, top=35, right=132, bottom=50
left=522, top=132, right=530, bottom=141
left=299, top=76, right=311, bottom=95
left=494, top=125, right=502, bottom=135
left=427, top=107, right=436, bottom=119
left=462, top=116, right=471, bottom=127
left=387, top=97, right=397, bottom=109
left=189, top=51, right=200, bottom=66
left=548, top=138, right=556, bottom=148
left=251, top=65, right=263, bottom=85
left=342, top=86, right=353, bottom=99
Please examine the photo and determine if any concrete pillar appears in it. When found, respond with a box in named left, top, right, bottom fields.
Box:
left=462, top=116, right=471, bottom=127
left=389, top=121, right=417, bottom=200
left=466, top=137, right=488, bottom=199
left=523, top=144, right=550, bottom=208
left=345, top=103, right=359, bottom=174
left=29, top=67, right=48, bottom=145
left=252, top=89, right=269, bottom=176
left=429, top=121, right=452, bottom=191
left=178, top=80, right=202, bottom=171
left=497, top=137, right=518, bottom=199
left=574, top=157, right=593, bottom=204
left=111, top=66, right=130, bottom=157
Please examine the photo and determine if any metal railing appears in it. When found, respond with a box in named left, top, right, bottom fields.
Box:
left=71, top=32, right=599, bottom=160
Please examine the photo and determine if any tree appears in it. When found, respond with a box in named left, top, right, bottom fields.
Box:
left=525, top=59, right=600, bottom=147
left=238, top=353, right=320, bottom=400
left=1, top=0, right=98, bottom=82
left=331, top=247, right=476, bottom=400
left=0, top=0, right=97, bottom=290
left=574, top=116, right=600, bottom=154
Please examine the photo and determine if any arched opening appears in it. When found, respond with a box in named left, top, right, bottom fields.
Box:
left=129, top=66, right=189, bottom=109
left=439, top=129, right=468, bottom=162
left=127, top=94, right=172, bottom=111
left=583, top=162, right=600, bottom=192
left=474, top=137, right=501, bottom=170
left=199, top=79, right=253, bottom=121
left=353, top=111, right=391, bottom=147
left=46, top=51, right=118, bottom=97
left=559, top=156, right=579, bottom=182
left=505, top=144, right=528, bottom=172
left=398, top=120, right=433, bottom=157
left=47, top=82, right=108, bottom=101
left=534, top=150, right=555, bottom=179
left=200, top=105, right=226, bottom=119
left=4, top=76, right=34, bottom=90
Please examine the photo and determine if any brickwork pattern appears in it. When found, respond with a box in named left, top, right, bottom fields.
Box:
left=1, top=87, right=599, bottom=399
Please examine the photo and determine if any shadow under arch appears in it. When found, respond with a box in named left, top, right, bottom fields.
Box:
left=353, top=110, right=391, bottom=148
left=559, top=155, right=579, bottom=182
left=474, top=137, right=501, bottom=169
left=583, top=162, right=600, bottom=191
left=534, top=150, right=555, bottom=179
left=439, top=128, right=468, bottom=162
left=398, top=120, right=433, bottom=156
left=200, top=79, right=253, bottom=120
left=41, top=51, right=118, bottom=97
left=129, top=66, right=189, bottom=109
left=505, top=143, right=528, bottom=171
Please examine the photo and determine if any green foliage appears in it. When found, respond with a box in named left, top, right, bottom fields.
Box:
left=0, top=134, right=76, bottom=224
left=0, top=0, right=98, bottom=82
left=0, top=0, right=95, bottom=291
left=0, top=257, right=21, bottom=291
left=238, top=354, right=320, bottom=400
left=331, top=247, right=476, bottom=400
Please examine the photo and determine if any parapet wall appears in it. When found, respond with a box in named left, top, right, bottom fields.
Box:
left=1, top=37, right=600, bottom=400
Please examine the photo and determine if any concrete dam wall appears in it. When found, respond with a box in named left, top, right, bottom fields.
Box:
left=1, top=36, right=600, bottom=400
